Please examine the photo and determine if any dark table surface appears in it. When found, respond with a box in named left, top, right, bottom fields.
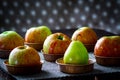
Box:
left=0, top=28, right=120, bottom=80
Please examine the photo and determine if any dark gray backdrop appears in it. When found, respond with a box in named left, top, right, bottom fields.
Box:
left=0, top=0, right=120, bottom=35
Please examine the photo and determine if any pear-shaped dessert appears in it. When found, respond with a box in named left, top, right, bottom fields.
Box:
left=56, top=41, right=94, bottom=74
left=63, top=41, right=88, bottom=65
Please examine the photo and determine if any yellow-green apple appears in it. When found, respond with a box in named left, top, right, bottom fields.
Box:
left=71, top=27, right=97, bottom=44
left=94, top=36, right=120, bottom=57
left=8, top=46, right=41, bottom=66
left=25, top=26, right=52, bottom=43
left=0, top=31, right=24, bottom=50
left=63, top=40, right=89, bottom=65
left=43, top=33, right=71, bottom=54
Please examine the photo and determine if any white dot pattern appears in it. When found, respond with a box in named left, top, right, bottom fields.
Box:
left=96, top=4, right=100, bottom=10
left=13, top=1, right=18, bottom=7
left=0, top=0, right=120, bottom=34
left=37, top=18, right=42, bottom=24
left=35, top=1, right=40, bottom=7
left=16, top=18, right=21, bottom=24
left=19, top=10, right=25, bottom=16
left=0, top=10, right=3, bottom=15
left=84, top=6, right=90, bottom=12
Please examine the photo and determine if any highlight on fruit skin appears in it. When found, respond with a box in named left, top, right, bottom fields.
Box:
left=63, top=40, right=89, bottom=65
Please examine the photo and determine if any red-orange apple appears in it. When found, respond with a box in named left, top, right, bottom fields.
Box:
left=71, top=27, right=97, bottom=44
left=94, top=36, right=120, bottom=57
left=25, top=26, right=52, bottom=43
left=8, top=46, right=41, bottom=66
left=0, top=31, right=24, bottom=50
left=43, top=33, right=71, bottom=54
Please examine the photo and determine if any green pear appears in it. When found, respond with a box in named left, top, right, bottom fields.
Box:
left=63, top=41, right=89, bottom=65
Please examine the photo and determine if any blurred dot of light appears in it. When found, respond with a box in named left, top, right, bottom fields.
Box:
left=92, top=13, right=97, bottom=19
left=116, top=24, right=120, bottom=29
left=96, top=4, right=100, bottom=10
left=46, top=1, right=51, bottom=7
left=74, top=7, right=79, bottom=14
left=78, top=0, right=83, bottom=4
left=9, top=10, right=14, bottom=15
left=99, top=21, right=104, bottom=26
left=55, top=26, right=60, bottom=30
left=0, top=27, right=5, bottom=32
left=37, top=18, right=43, bottom=24
left=57, top=1, right=62, bottom=7
left=41, top=10, right=47, bottom=16
left=3, top=1, right=8, bottom=7
left=88, top=22, right=93, bottom=27
left=19, top=10, right=25, bottom=16
left=26, top=19, right=31, bottom=24
left=16, top=18, right=21, bottom=24
left=52, top=9, right=58, bottom=15
left=68, top=1, right=72, bottom=6
left=21, top=27, right=27, bottom=32
left=30, top=10, right=36, bottom=16
left=0, top=10, right=3, bottom=15
left=5, top=18, right=10, bottom=24
left=63, top=9, right=68, bottom=14
left=110, top=18, right=115, bottom=24
left=114, top=9, right=119, bottom=14
left=106, top=27, right=111, bottom=32
left=48, top=18, right=54, bottom=23
left=11, top=27, right=16, bottom=31
left=117, top=0, right=120, bottom=4
left=89, top=0, right=94, bottom=3
left=35, top=1, right=40, bottom=7
left=76, top=24, right=82, bottom=28
left=24, top=2, right=29, bottom=7
left=102, top=11, right=107, bottom=17
left=13, top=1, right=18, bottom=7
left=80, top=15, right=86, bottom=21
left=59, top=17, right=64, bottom=23
left=66, top=25, right=71, bottom=29
left=84, top=6, right=90, bottom=12
left=70, top=17, right=75, bottom=23
left=106, top=2, right=111, bottom=7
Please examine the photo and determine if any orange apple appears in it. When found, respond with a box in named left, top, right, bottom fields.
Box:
left=25, top=26, right=52, bottom=50
left=94, top=36, right=120, bottom=57
left=43, top=33, right=71, bottom=54
left=8, top=46, right=41, bottom=66
left=25, top=26, right=52, bottom=43
left=0, top=31, right=24, bottom=50
left=71, top=27, right=97, bottom=44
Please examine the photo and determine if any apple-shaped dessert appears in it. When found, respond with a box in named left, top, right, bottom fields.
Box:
left=94, top=36, right=120, bottom=66
left=42, top=32, right=71, bottom=62
left=71, top=27, right=98, bottom=52
left=25, top=26, right=52, bottom=51
left=4, top=46, right=43, bottom=75
left=56, top=41, right=94, bottom=74
left=0, top=31, right=24, bottom=58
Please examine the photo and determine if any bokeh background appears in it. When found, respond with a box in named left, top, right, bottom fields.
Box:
left=0, top=0, right=120, bottom=36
